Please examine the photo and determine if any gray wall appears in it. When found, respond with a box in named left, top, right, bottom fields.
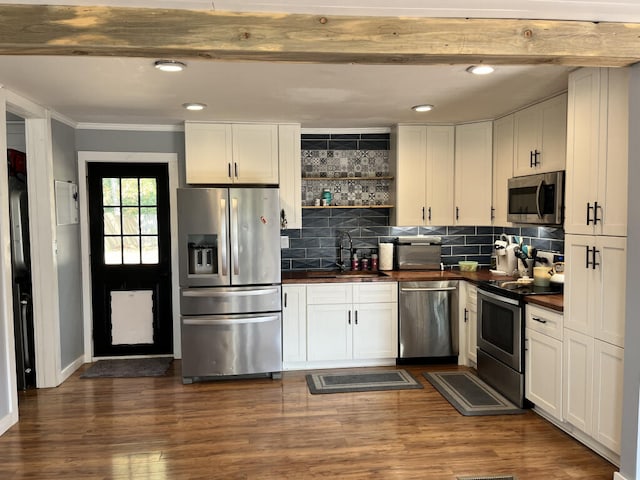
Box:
left=76, top=129, right=186, bottom=186
left=51, top=119, right=84, bottom=369
left=620, top=64, right=640, bottom=479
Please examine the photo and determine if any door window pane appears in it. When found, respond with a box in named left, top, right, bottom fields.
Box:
left=139, top=178, right=157, bottom=206
left=141, top=237, right=159, bottom=264
left=104, top=237, right=122, bottom=265
left=102, top=178, right=120, bottom=206
left=121, top=178, right=139, bottom=206
left=101, top=176, right=159, bottom=266
left=122, top=207, right=140, bottom=235
left=140, top=207, right=158, bottom=235
left=123, top=236, right=141, bottom=264
left=103, top=207, right=121, bottom=235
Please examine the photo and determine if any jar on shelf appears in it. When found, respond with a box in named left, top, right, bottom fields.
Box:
left=322, top=188, right=332, bottom=206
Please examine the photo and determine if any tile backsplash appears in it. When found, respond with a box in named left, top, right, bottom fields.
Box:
left=282, top=131, right=564, bottom=271
left=281, top=209, right=564, bottom=271
left=302, top=133, right=391, bottom=207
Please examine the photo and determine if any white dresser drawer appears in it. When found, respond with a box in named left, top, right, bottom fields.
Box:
left=526, top=304, right=563, bottom=340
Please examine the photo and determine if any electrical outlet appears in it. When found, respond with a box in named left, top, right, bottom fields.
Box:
left=280, top=235, right=290, bottom=249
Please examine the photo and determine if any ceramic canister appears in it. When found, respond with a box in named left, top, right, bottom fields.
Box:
left=533, top=266, right=552, bottom=286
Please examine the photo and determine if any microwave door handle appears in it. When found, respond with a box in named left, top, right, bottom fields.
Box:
left=220, top=197, right=228, bottom=276
left=231, top=197, right=240, bottom=276
left=535, top=180, right=544, bottom=219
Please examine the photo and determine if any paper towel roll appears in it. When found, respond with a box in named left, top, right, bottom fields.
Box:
left=379, top=243, right=394, bottom=270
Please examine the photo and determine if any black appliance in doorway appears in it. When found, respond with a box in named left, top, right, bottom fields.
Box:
left=7, top=149, right=36, bottom=390
left=476, top=279, right=557, bottom=408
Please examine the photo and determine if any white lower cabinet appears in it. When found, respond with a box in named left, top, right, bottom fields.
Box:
left=563, top=328, right=594, bottom=435
left=525, top=304, right=563, bottom=422
left=282, top=285, right=307, bottom=364
left=459, top=282, right=477, bottom=366
left=283, top=282, right=398, bottom=369
left=563, top=327, right=624, bottom=458
left=592, top=339, right=624, bottom=454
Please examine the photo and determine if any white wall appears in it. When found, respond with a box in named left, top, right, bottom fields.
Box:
left=620, top=63, right=640, bottom=480
left=51, top=119, right=84, bottom=374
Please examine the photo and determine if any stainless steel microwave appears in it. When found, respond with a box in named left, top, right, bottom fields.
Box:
left=507, top=171, right=564, bottom=225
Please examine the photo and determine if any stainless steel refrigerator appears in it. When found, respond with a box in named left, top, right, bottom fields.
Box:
left=177, top=187, right=282, bottom=383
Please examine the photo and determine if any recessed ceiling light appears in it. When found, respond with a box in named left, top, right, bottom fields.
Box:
left=154, top=60, right=186, bottom=72
left=182, top=103, right=207, bottom=111
left=466, top=65, right=495, bottom=75
left=411, top=104, right=434, bottom=112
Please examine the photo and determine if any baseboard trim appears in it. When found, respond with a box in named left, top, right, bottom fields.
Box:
left=532, top=407, right=620, bottom=467
left=613, top=472, right=628, bottom=480
left=283, top=358, right=396, bottom=371
left=0, top=410, right=19, bottom=437
left=59, top=355, right=85, bottom=384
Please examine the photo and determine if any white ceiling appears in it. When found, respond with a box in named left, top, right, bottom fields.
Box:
left=2, top=0, right=638, bottom=128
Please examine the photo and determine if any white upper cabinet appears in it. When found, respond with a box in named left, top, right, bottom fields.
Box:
left=513, top=93, right=567, bottom=176
left=185, top=122, right=233, bottom=183
left=492, top=114, right=514, bottom=226
left=565, top=68, right=629, bottom=236
left=454, top=121, right=493, bottom=225
left=564, top=234, right=627, bottom=347
left=278, top=124, right=302, bottom=229
left=391, top=125, right=454, bottom=226
left=185, top=122, right=279, bottom=184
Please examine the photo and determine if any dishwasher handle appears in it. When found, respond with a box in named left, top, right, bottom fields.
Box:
left=400, top=286, right=457, bottom=293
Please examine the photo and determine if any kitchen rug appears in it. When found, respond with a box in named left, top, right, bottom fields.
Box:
left=306, top=369, right=423, bottom=394
left=80, top=357, right=172, bottom=378
left=423, top=371, right=525, bottom=416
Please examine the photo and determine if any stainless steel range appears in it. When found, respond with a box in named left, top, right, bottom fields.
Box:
left=476, top=279, right=558, bottom=408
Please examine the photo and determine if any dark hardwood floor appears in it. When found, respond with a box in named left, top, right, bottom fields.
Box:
left=0, top=362, right=616, bottom=479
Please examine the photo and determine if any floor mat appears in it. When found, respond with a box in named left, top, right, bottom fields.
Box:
left=423, top=371, right=525, bottom=416
left=306, top=369, right=423, bottom=394
left=81, top=357, right=172, bottom=378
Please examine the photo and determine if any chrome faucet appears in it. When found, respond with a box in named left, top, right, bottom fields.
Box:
left=338, top=231, right=353, bottom=271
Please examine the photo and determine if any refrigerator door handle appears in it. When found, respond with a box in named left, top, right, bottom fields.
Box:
left=182, top=287, right=280, bottom=298
left=231, top=197, right=240, bottom=276
left=183, top=315, right=280, bottom=326
left=220, top=197, right=229, bottom=276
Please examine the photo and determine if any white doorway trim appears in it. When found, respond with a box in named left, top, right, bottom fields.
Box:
left=77, top=152, right=181, bottom=361
left=5, top=90, right=62, bottom=390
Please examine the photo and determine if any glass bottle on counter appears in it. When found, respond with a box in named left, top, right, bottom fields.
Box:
left=371, top=252, right=378, bottom=271
left=361, top=255, right=369, bottom=271
left=351, top=253, right=359, bottom=271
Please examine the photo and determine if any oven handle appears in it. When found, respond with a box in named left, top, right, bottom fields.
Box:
left=400, top=287, right=457, bottom=292
left=477, top=288, right=520, bottom=306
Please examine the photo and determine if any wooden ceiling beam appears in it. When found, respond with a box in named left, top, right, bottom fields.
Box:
left=0, top=4, right=638, bottom=67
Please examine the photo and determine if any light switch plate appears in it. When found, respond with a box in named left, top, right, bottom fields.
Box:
left=280, top=235, right=290, bottom=249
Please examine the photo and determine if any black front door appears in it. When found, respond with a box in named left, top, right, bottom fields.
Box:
left=87, top=162, right=172, bottom=356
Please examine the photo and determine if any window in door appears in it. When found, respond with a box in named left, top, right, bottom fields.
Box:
left=102, top=177, right=159, bottom=265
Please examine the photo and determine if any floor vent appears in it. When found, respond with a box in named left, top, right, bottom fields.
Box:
left=457, top=476, right=517, bottom=480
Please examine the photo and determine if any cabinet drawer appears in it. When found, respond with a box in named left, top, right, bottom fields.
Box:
left=306, top=283, right=352, bottom=304
left=353, top=282, right=398, bottom=303
left=526, top=304, right=563, bottom=340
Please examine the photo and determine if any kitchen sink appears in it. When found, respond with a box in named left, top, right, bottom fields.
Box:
left=304, top=270, right=387, bottom=279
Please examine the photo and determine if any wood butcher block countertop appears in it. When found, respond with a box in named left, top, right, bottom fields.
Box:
left=282, top=268, right=563, bottom=312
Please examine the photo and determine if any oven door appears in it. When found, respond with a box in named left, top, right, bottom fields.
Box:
left=477, top=289, right=523, bottom=372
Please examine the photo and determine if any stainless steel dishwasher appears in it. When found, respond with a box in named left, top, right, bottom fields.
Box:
left=398, top=281, right=459, bottom=361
